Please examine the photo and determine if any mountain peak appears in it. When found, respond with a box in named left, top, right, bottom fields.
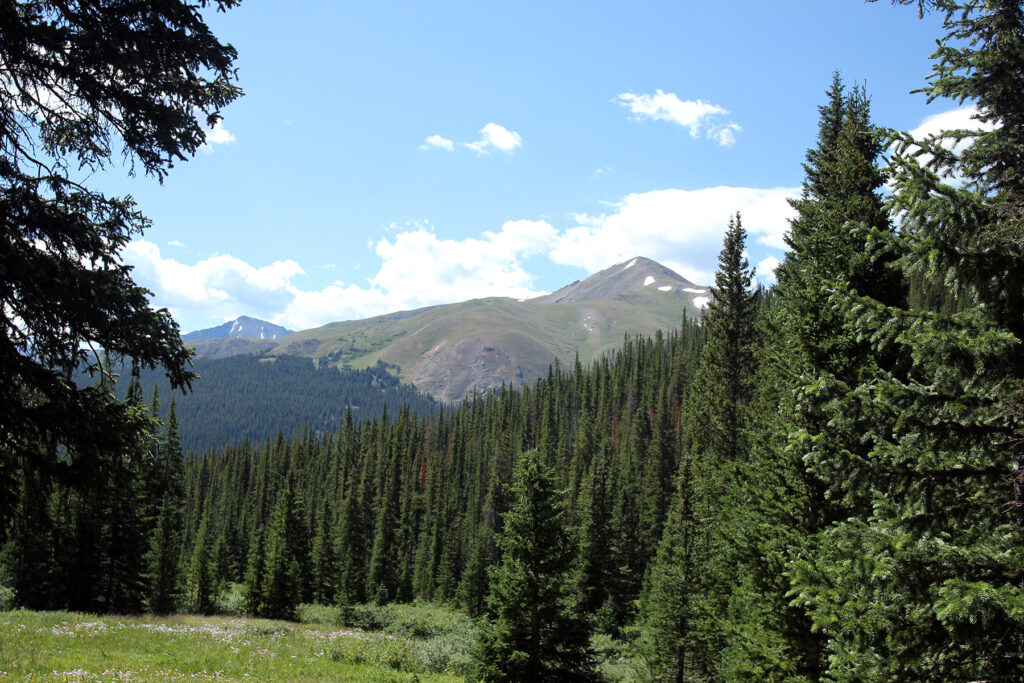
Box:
left=533, top=256, right=700, bottom=305
left=183, top=316, right=293, bottom=342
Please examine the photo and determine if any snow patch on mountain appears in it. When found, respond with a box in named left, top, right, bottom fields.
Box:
left=643, top=276, right=656, bottom=287
left=183, top=316, right=292, bottom=342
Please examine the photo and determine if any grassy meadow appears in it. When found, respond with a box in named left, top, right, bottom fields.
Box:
left=0, top=606, right=471, bottom=682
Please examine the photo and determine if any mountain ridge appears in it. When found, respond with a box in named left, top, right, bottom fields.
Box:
left=183, top=315, right=292, bottom=342
left=186, top=257, right=707, bottom=402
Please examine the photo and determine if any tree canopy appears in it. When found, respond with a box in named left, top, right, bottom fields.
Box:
left=0, top=0, right=242, bottom=530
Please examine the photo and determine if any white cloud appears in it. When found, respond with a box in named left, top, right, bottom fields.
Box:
left=423, top=123, right=523, bottom=155
left=126, top=187, right=799, bottom=332
left=756, top=255, right=780, bottom=285
left=200, top=120, right=235, bottom=152
left=908, top=104, right=996, bottom=161
left=283, top=282, right=391, bottom=330
left=123, top=241, right=302, bottom=324
left=890, top=105, right=995, bottom=185
left=909, top=105, right=990, bottom=140
left=421, top=134, right=454, bottom=151
left=124, top=219, right=557, bottom=331
left=371, top=220, right=553, bottom=307
left=709, top=122, right=741, bottom=147
left=167, top=240, right=185, bottom=247
left=463, top=123, right=523, bottom=154
left=616, top=90, right=740, bottom=146
left=549, top=186, right=797, bottom=284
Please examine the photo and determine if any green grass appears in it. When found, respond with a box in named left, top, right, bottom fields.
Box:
left=0, top=609, right=465, bottom=682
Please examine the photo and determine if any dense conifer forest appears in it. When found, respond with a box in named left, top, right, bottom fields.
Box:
left=112, top=355, right=437, bottom=452
left=3, top=0, right=1024, bottom=680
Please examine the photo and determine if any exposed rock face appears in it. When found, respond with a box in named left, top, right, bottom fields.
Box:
left=410, top=335, right=551, bottom=403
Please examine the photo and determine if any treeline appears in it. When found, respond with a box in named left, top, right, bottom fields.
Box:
left=179, top=318, right=707, bottom=622
left=0, top=315, right=707, bottom=617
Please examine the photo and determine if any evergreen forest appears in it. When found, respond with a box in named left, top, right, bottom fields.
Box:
left=107, top=354, right=437, bottom=452
left=3, top=1, right=1024, bottom=680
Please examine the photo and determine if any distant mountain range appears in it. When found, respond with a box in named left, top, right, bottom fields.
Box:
left=185, top=257, right=708, bottom=402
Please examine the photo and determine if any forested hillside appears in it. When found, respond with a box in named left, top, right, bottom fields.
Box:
left=3, top=1, right=1024, bottom=681
left=124, top=355, right=436, bottom=452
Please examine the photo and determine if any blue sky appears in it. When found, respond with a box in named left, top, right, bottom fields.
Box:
left=107, top=1, right=963, bottom=334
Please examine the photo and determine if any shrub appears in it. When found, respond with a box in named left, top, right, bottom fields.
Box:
left=215, top=582, right=247, bottom=616
left=382, top=602, right=474, bottom=639
left=301, top=601, right=479, bottom=676
left=296, top=602, right=342, bottom=626
left=0, top=583, right=15, bottom=611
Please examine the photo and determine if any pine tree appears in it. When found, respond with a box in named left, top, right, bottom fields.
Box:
left=147, top=400, right=185, bottom=614
left=259, top=478, right=309, bottom=620
left=787, top=3, right=1024, bottom=679
left=721, top=75, right=900, bottom=680
left=474, top=449, right=596, bottom=682
left=0, top=461, right=55, bottom=609
left=185, top=516, right=215, bottom=615
left=243, top=528, right=266, bottom=616
left=641, top=213, right=759, bottom=680
left=0, top=0, right=237, bottom=546
left=98, top=370, right=154, bottom=614
left=309, top=496, right=336, bottom=604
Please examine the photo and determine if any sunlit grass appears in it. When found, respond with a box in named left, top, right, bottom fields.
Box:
left=0, top=609, right=465, bottom=682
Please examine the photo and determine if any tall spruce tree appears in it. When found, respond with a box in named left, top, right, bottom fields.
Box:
left=641, top=214, right=759, bottom=681
left=185, top=515, right=215, bottom=615
left=474, top=449, right=596, bottom=682
left=721, top=75, right=901, bottom=680
left=259, top=477, right=309, bottom=620
left=0, top=462, right=55, bottom=609
left=145, top=397, right=186, bottom=617
left=786, top=2, right=1024, bottom=679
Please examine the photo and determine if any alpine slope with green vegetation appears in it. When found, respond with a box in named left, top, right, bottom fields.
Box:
left=189, top=256, right=707, bottom=404
left=3, top=1, right=1024, bottom=682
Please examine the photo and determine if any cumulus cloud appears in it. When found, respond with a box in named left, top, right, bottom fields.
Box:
left=550, top=186, right=797, bottom=284
left=420, top=123, right=523, bottom=155
left=616, top=90, right=740, bottom=146
left=123, top=241, right=302, bottom=324
left=371, top=220, right=554, bottom=307
left=908, top=105, right=991, bottom=140
left=124, top=219, right=557, bottom=331
left=126, top=187, right=799, bottom=332
left=709, top=122, right=741, bottom=147
left=890, top=105, right=996, bottom=185
left=421, top=134, right=454, bottom=151
left=422, top=123, right=523, bottom=155
left=464, top=123, right=523, bottom=154
left=756, top=255, right=781, bottom=285
left=200, top=120, right=235, bottom=152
